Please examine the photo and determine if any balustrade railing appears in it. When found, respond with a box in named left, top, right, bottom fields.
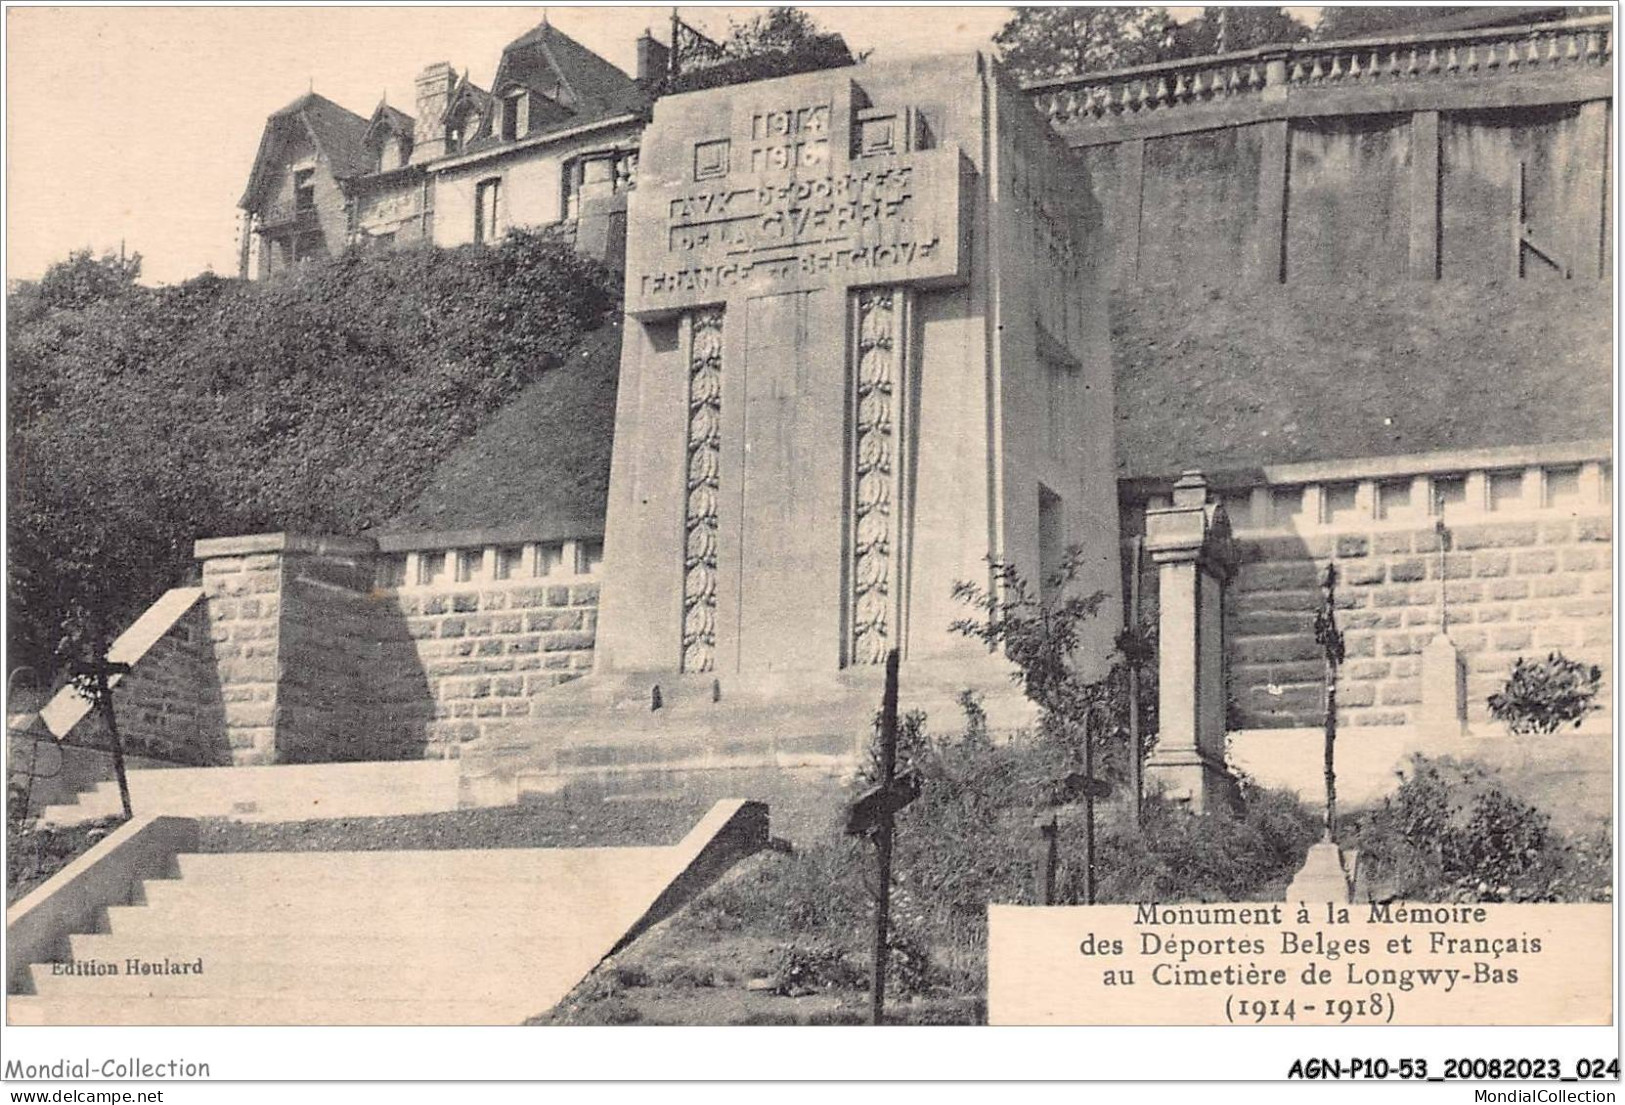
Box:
left=1027, top=14, right=1612, bottom=126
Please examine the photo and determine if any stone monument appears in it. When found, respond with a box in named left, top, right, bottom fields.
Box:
left=466, top=54, right=1120, bottom=813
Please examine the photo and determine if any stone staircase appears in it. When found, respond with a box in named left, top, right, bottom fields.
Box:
left=37, top=759, right=462, bottom=827
left=9, top=802, right=764, bottom=1025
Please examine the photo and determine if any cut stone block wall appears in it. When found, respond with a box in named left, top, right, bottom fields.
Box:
left=377, top=578, right=599, bottom=758
left=94, top=606, right=218, bottom=764
left=1226, top=517, right=1612, bottom=729
left=276, top=545, right=380, bottom=763
left=36, top=589, right=229, bottom=768
left=1123, top=443, right=1612, bottom=732
left=199, top=548, right=285, bottom=762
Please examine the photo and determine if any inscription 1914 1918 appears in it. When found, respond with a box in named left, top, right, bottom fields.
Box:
left=628, top=146, right=972, bottom=315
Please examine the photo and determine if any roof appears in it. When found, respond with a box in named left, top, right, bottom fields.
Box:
left=1112, top=280, right=1613, bottom=482
left=366, top=102, right=416, bottom=142
left=239, top=92, right=371, bottom=209
left=454, top=21, right=650, bottom=158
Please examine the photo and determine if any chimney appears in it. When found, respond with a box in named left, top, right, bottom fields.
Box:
left=635, top=31, right=670, bottom=87
left=412, top=62, right=456, bottom=164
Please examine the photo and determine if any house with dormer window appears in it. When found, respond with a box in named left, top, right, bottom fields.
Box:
left=237, top=93, right=374, bottom=279
left=426, top=21, right=649, bottom=254
left=237, top=19, right=651, bottom=278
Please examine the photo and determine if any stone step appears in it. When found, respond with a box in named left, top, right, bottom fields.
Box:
left=29, top=950, right=599, bottom=1003
left=66, top=929, right=567, bottom=964
left=40, top=760, right=461, bottom=827
left=11, top=798, right=767, bottom=1025
left=100, top=901, right=639, bottom=940
left=172, top=846, right=670, bottom=882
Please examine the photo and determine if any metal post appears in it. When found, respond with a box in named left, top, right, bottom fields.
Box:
left=1082, top=709, right=1097, bottom=906
left=1036, top=815, right=1059, bottom=905
left=1315, top=565, right=1344, bottom=843
left=870, top=647, right=901, bottom=1026
left=93, top=666, right=134, bottom=821
left=1128, top=535, right=1145, bottom=828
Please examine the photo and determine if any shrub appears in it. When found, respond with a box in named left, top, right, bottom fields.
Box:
left=1488, top=653, right=1603, bottom=734
left=884, top=705, right=1322, bottom=987
left=8, top=233, right=619, bottom=676
left=769, top=941, right=866, bottom=996
left=7, top=816, right=127, bottom=906
left=1348, top=755, right=1608, bottom=903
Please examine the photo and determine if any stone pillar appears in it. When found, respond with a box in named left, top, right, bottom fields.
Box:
left=1144, top=471, right=1237, bottom=812
left=193, top=533, right=378, bottom=765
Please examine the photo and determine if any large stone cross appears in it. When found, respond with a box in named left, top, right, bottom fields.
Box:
left=601, top=72, right=971, bottom=678
left=595, top=56, right=1115, bottom=703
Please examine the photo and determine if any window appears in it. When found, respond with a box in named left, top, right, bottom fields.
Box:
left=1322, top=482, right=1360, bottom=525
left=474, top=177, right=501, bottom=244
left=1544, top=466, right=1580, bottom=509
left=501, top=92, right=528, bottom=142
left=1432, top=475, right=1467, bottom=517
left=293, top=168, right=316, bottom=213
left=1037, top=485, right=1064, bottom=610
left=292, top=231, right=324, bottom=264
left=1219, top=491, right=1252, bottom=529
left=1488, top=470, right=1527, bottom=512
left=1376, top=479, right=1413, bottom=520
left=564, top=150, right=638, bottom=219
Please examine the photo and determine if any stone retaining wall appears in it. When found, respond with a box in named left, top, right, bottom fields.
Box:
left=377, top=578, right=599, bottom=758
left=1123, top=442, right=1613, bottom=731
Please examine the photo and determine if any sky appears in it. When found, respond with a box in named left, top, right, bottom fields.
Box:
left=4, top=4, right=1318, bottom=287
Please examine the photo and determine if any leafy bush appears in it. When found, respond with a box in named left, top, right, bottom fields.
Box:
left=882, top=706, right=1322, bottom=986
left=1488, top=653, right=1603, bottom=735
left=768, top=941, right=866, bottom=996
left=1347, top=755, right=1609, bottom=903
left=7, top=816, right=127, bottom=905
left=8, top=233, right=619, bottom=673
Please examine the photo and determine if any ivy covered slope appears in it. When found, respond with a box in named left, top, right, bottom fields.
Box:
left=8, top=234, right=620, bottom=673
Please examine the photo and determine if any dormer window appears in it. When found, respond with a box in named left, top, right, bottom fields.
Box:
left=378, top=135, right=406, bottom=173
left=501, top=92, right=528, bottom=142
left=293, top=168, right=316, bottom=213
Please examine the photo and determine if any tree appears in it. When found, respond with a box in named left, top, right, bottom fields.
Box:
left=668, top=6, right=856, bottom=94
left=34, top=248, right=142, bottom=311
left=1314, top=7, right=1477, bottom=41
left=994, top=7, right=1177, bottom=83
left=721, top=6, right=825, bottom=58
left=1168, top=7, right=1310, bottom=58
left=7, top=234, right=620, bottom=681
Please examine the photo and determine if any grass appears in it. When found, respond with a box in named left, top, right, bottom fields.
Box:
left=533, top=847, right=987, bottom=1026
left=6, top=816, right=127, bottom=905
left=195, top=794, right=714, bottom=853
